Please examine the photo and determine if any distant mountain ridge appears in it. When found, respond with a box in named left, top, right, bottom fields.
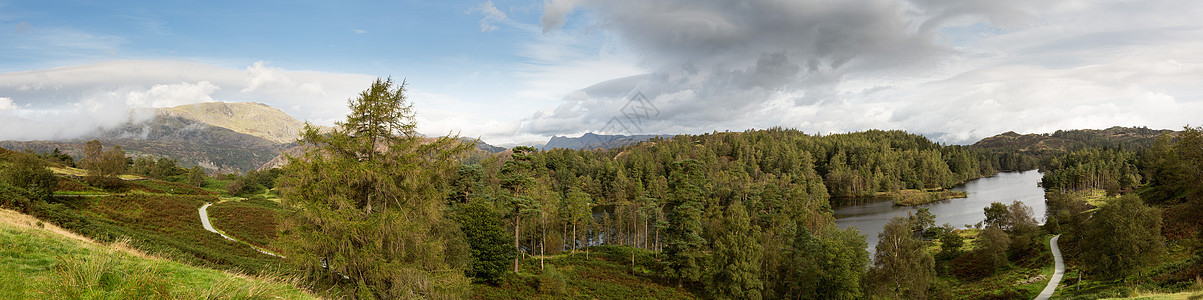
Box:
left=542, top=133, right=672, bottom=150
left=1, top=102, right=300, bottom=173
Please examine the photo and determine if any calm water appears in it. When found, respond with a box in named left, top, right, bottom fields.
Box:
left=834, top=170, right=1046, bottom=252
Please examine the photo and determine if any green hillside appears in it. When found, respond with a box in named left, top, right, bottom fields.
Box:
left=0, top=208, right=313, bottom=299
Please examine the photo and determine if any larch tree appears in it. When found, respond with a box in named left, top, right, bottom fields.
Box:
left=276, top=78, right=473, bottom=299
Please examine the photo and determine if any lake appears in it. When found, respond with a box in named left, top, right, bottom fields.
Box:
left=833, top=170, right=1046, bottom=253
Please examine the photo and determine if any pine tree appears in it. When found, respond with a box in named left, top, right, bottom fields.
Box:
left=664, top=159, right=707, bottom=287
left=456, top=201, right=515, bottom=284
left=500, top=146, right=540, bottom=273
left=276, top=78, right=473, bottom=298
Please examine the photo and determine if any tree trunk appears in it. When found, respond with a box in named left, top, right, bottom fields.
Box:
left=541, top=216, right=546, bottom=270
left=514, top=213, right=520, bottom=273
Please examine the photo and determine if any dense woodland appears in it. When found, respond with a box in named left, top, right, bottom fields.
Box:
left=1040, top=126, right=1203, bottom=297
left=1, top=78, right=1201, bottom=299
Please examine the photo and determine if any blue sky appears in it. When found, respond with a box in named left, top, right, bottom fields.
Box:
left=2, top=0, right=1202, bottom=144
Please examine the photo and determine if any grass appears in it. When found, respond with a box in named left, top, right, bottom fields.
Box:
left=0, top=208, right=313, bottom=299
left=1103, top=290, right=1203, bottom=299
left=471, top=245, right=694, bottom=299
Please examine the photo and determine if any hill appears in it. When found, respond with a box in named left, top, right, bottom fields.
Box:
left=971, top=126, right=1172, bottom=153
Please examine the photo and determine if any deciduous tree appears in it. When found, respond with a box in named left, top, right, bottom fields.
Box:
left=870, top=216, right=935, bottom=299
left=1081, top=195, right=1165, bottom=280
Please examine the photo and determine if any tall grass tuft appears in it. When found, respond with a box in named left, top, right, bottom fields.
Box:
left=39, top=251, right=171, bottom=299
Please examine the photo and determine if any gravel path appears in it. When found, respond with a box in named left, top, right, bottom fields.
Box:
left=1035, top=235, right=1064, bottom=300
left=199, top=203, right=284, bottom=258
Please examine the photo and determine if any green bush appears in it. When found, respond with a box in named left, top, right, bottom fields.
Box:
left=539, top=265, right=567, bottom=296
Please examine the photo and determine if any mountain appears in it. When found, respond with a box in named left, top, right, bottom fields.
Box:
left=971, top=126, right=1173, bottom=153
left=542, top=132, right=670, bottom=150
left=160, top=102, right=305, bottom=144
left=0, top=102, right=302, bottom=174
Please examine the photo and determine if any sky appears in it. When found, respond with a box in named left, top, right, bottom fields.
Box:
left=1, top=0, right=1201, bottom=145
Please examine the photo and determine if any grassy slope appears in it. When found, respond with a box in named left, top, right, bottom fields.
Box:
left=0, top=208, right=313, bottom=299
left=42, top=166, right=285, bottom=274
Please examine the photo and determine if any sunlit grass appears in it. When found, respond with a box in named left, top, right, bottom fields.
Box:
left=0, top=208, right=313, bottom=299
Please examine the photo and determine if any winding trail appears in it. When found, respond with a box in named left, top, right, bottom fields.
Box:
left=199, top=203, right=284, bottom=258
left=1035, top=235, right=1064, bottom=300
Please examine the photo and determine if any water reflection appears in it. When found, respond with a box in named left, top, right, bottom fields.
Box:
left=834, top=170, right=1046, bottom=253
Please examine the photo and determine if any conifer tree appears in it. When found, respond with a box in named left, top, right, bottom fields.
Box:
left=664, top=159, right=707, bottom=287
left=277, top=78, right=473, bottom=298
left=500, top=146, right=540, bottom=273
left=456, top=200, right=514, bottom=284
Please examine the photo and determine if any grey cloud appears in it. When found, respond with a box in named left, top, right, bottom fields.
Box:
left=526, top=0, right=950, bottom=136
left=540, top=0, right=578, bottom=33
left=526, top=0, right=1203, bottom=144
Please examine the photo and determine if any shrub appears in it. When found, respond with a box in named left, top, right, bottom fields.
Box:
left=539, top=265, right=567, bottom=296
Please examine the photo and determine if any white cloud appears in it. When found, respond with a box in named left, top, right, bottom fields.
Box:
left=0, top=97, right=14, bottom=111
left=352, top=29, right=367, bottom=34
left=470, top=1, right=508, bottom=32
left=125, top=81, right=219, bottom=108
